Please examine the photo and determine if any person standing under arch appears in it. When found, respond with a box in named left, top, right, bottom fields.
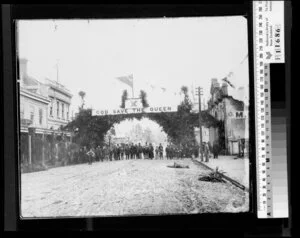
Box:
left=143, top=142, right=149, bottom=159
left=149, top=143, right=154, bottom=159
left=86, top=146, right=95, bottom=165
left=213, top=140, right=219, bottom=159
left=155, top=146, right=159, bottom=159
left=158, top=143, right=163, bottom=159
left=137, top=143, right=142, bottom=159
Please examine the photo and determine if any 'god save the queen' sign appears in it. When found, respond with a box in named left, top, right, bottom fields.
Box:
left=92, top=106, right=177, bottom=116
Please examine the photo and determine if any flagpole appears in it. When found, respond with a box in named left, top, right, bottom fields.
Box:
left=132, top=75, right=134, bottom=98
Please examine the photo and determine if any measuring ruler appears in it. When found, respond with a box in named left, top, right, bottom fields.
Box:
left=253, top=1, right=285, bottom=218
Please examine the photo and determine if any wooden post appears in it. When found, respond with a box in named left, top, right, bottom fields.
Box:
left=42, top=132, right=45, bottom=167
left=223, top=100, right=228, bottom=155
left=198, top=87, right=204, bottom=161
left=28, top=134, right=32, bottom=165
left=28, top=127, right=35, bottom=165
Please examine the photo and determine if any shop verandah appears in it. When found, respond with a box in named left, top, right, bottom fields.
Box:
left=20, top=124, right=73, bottom=172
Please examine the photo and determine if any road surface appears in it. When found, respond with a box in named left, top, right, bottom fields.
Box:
left=21, top=159, right=249, bottom=218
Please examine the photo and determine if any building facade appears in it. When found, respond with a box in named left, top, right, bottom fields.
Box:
left=18, top=58, right=73, bottom=168
left=19, top=59, right=51, bottom=133
left=207, top=78, right=249, bottom=155
left=45, top=78, right=72, bottom=130
left=20, top=88, right=50, bottom=133
left=19, top=58, right=73, bottom=131
left=194, top=126, right=210, bottom=144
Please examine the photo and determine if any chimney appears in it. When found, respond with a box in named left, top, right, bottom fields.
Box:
left=210, top=78, right=220, bottom=95
left=211, top=78, right=218, bottom=86
left=19, top=58, right=28, bottom=84
left=237, top=86, right=245, bottom=101
left=221, top=82, right=228, bottom=96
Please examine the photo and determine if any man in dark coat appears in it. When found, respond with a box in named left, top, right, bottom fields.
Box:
left=239, top=138, right=245, bottom=158
left=130, top=143, right=135, bottom=159
left=207, top=142, right=213, bottom=158
left=134, top=143, right=139, bottom=159
left=137, top=143, right=142, bottom=159
left=125, top=144, right=130, bottom=160
left=120, top=144, right=124, bottom=160
left=203, top=142, right=209, bottom=162
left=213, top=140, right=219, bottom=159
left=113, top=145, right=118, bottom=160
left=156, top=146, right=160, bottom=159
left=109, top=146, right=113, bottom=161
left=149, top=143, right=154, bottom=159
left=158, top=143, right=163, bottom=159
left=143, top=142, right=149, bottom=159
left=95, top=145, right=101, bottom=162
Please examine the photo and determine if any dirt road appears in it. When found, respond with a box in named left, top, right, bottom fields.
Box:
left=21, top=159, right=249, bottom=218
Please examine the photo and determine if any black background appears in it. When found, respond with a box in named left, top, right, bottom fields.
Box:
left=2, top=2, right=292, bottom=235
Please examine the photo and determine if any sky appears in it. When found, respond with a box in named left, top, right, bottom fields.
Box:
left=17, top=16, right=249, bottom=116
left=113, top=118, right=168, bottom=146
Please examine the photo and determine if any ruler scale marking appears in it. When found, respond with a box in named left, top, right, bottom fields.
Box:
left=253, top=1, right=284, bottom=218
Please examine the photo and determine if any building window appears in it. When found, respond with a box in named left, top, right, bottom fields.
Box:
left=50, top=100, right=53, bottom=117
left=39, top=108, right=43, bottom=125
left=66, top=106, right=69, bottom=120
left=30, top=106, right=34, bottom=124
left=57, top=101, right=60, bottom=118
left=62, top=103, right=65, bottom=119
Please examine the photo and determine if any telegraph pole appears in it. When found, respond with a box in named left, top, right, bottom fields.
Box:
left=196, top=87, right=204, bottom=161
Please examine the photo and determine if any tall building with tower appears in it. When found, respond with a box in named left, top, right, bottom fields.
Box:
left=207, top=78, right=249, bottom=156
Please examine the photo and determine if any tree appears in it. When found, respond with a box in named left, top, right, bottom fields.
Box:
left=146, top=86, right=196, bottom=149
left=143, top=127, right=153, bottom=143
left=120, top=90, right=128, bottom=108
left=179, top=86, right=192, bottom=112
left=105, top=127, right=116, bottom=146
left=78, top=91, right=86, bottom=110
left=140, top=90, right=149, bottom=108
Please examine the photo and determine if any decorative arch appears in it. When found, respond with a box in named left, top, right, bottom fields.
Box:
left=65, top=107, right=219, bottom=148
left=64, top=88, right=220, bottom=148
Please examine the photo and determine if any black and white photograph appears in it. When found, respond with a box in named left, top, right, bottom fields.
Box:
left=17, top=16, right=250, bottom=218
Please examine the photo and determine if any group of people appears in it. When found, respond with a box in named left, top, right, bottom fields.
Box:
left=165, top=144, right=195, bottom=159
left=76, top=140, right=221, bottom=165
left=200, top=141, right=220, bottom=162
left=79, top=142, right=166, bottom=164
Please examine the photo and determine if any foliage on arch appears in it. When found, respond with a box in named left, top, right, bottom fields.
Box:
left=64, top=87, right=220, bottom=148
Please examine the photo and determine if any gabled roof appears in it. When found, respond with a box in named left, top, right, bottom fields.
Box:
left=213, top=95, right=244, bottom=110
left=190, top=110, right=220, bottom=128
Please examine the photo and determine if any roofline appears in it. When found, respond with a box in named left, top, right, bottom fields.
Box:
left=46, top=83, right=73, bottom=98
left=210, top=95, right=244, bottom=106
left=20, top=88, right=51, bottom=104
